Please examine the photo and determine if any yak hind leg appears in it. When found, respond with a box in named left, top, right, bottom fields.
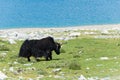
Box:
left=45, top=55, right=50, bottom=61
left=45, top=56, right=49, bottom=61
left=27, top=57, right=31, bottom=62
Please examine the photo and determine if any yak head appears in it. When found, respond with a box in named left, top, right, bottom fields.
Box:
left=54, top=42, right=61, bottom=55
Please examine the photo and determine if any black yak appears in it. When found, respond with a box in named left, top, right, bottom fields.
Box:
left=19, top=36, right=61, bottom=61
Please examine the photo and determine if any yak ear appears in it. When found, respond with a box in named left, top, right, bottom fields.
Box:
left=58, top=42, right=64, bottom=48
left=59, top=42, right=62, bottom=46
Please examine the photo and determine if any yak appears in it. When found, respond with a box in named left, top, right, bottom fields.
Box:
left=19, top=36, right=61, bottom=61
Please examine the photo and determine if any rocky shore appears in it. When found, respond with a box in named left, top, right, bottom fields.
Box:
left=1, top=24, right=120, bottom=42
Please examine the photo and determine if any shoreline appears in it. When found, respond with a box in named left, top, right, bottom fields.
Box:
left=1, top=24, right=120, bottom=31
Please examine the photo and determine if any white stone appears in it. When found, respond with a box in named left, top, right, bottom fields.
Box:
left=101, top=30, right=109, bottom=34
left=88, top=77, right=99, bottom=80
left=78, top=75, right=87, bottom=80
left=24, top=63, right=33, bottom=66
left=8, top=32, right=18, bottom=37
left=16, top=33, right=28, bottom=39
left=101, top=77, right=110, bottom=80
left=2, top=69, right=6, bottom=72
left=8, top=39, right=16, bottom=44
left=86, top=58, right=92, bottom=61
left=18, top=76, right=23, bottom=80
left=13, top=61, right=18, bottom=64
left=86, top=67, right=90, bottom=70
left=37, top=75, right=44, bottom=79
left=113, top=57, right=117, bottom=59
left=9, top=67, right=14, bottom=72
left=28, top=78, right=33, bottom=80
left=52, top=68, right=61, bottom=72
left=100, top=57, right=109, bottom=60
left=0, top=71, right=7, bottom=80
left=69, top=32, right=81, bottom=37
left=0, top=53, right=7, bottom=57
left=54, top=75, right=64, bottom=79
left=84, top=32, right=96, bottom=35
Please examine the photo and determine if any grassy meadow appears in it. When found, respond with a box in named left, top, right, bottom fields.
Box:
left=0, top=37, right=120, bottom=79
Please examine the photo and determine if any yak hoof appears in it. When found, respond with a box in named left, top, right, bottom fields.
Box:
left=28, top=58, right=31, bottom=62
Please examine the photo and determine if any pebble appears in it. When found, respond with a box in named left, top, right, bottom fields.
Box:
left=37, top=75, right=44, bottom=79
left=100, top=57, right=109, bottom=60
left=9, top=67, right=14, bottom=72
left=52, top=68, right=61, bottom=73
left=24, top=63, right=33, bottom=66
left=78, top=75, right=87, bottom=80
left=54, top=75, right=64, bottom=79
left=8, top=39, right=16, bottom=44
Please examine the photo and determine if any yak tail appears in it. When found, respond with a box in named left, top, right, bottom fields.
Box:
left=19, top=39, right=29, bottom=57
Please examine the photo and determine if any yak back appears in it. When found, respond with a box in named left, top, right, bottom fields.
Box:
left=33, top=36, right=56, bottom=50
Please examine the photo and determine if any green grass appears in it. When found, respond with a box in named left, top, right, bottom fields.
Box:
left=0, top=38, right=120, bottom=79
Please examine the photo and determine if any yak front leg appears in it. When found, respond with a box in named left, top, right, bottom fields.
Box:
left=45, top=56, right=49, bottom=61
left=48, top=52, right=52, bottom=60
left=35, top=58, right=40, bottom=61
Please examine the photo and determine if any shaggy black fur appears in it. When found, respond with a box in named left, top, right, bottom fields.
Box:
left=19, top=36, right=61, bottom=61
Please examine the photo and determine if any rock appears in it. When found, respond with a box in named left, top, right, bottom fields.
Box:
left=0, top=53, right=7, bottom=57
left=24, top=63, right=33, bottom=66
left=101, top=30, right=109, bottom=34
left=113, top=57, right=117, bottom=59
left=87, top=77, right=99, bottom=80
left=37, top=75, right=44, bottom=79
left=52, top=68, right=61, bottom=73
left=96, top=64, right=103, bottom=67
left=17, top=68, right=23, bottom=73
left=86, top=58, right=92, bottom=61
left=78, top=75, right=87, bottom=80
left=28, top=78, right=33, bottom=80
left=86, top=67, right=90, bottom=70
left=2, top=68, right=6, bottom=72
left=54, top=75, right=64, bottom=79
left=18, top=76, right=24, bottom=80
left=0, top=71, right=7, bottom=80
left=84, top=32, right=96, bottom=35
left=7, top=32, right=18, bottom=38
left=48, top=75, right=52, bottom=77
left=13, top=61, right=18, bottom=64
left=100, top=57, right=109, bottom=60
left=69, top=32, right=81, bottom=37
left=26, top=67, right=36, bottom=71
left=9, top=67, right=14, bottom=72
left=55, top=37, right=65, bottom=41
left=16, top=33, right=28, bottom=39
left=8, top=39, right=16, bottom=44
left=60, top=72, right=65, bottom=76
left=13, top=71, right=19, bottom=75
left=101, top=77, right=110, bottom=80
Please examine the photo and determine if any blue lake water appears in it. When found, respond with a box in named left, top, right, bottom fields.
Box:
left=0, top=0, right=120, bottom=29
